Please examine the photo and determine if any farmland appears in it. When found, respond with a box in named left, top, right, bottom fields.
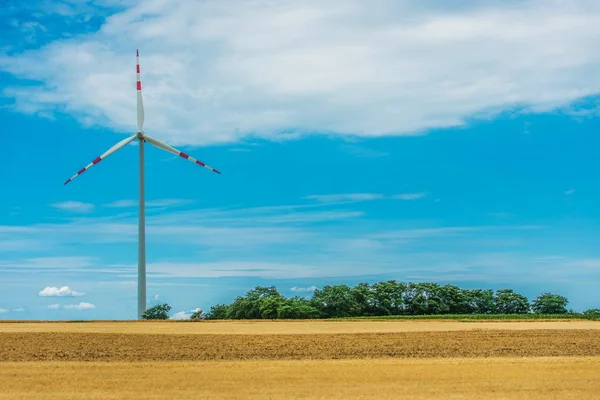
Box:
left=1, top=319, right=599, bottom=399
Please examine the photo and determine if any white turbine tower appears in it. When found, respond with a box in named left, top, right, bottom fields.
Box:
left=64, top=50, right=221, bottom=320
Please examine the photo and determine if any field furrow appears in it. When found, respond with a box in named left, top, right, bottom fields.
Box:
left=1, top=329, right=599, bottom=361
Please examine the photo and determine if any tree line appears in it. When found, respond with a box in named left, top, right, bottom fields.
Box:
left=141, top=280, right=600, bottom=320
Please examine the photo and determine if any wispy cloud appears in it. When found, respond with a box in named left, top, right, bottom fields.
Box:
left=565, top=189, right=575, bottom=195
left=2, top=1, right=600, bottom=145
left=370, top=226, right=517, bottom=241
left=305, top=193, right=383, bottom=203
left=0, top=257, right=97, bottom=270
left=0, top=308, right=8, bottom=314
left=0, top=239, right=46, bottom=252
left=564, top=259, right=600, bottom=269
left=103, top=200, right=138, bottom=208
left=105, top=246, right=586, bottom=283
left=291, top=285, right=318, bottom=293
left=49, top=201, right=94, bottom=213
left=39, top=286, right=85, bottom=297
left=138, top=261, right=361, bottom=279
left=306, top=192, right=429, bottom=203
left=104, top=198, right=195, bottom=208
left=393, top=192, right=428, bottom=200
left=48, top=303, right=96, bottom=311
left=62, top=302, right=96, bottom=310
left=0, top=192, right=549, bottom=281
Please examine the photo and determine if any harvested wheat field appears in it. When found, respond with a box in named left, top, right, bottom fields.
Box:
left=1, top=357, right=599, bottom=400
left=2, top=319, right=600, bottom=334
left=3, top=329, right=600, bottom=361
left=0, top=319, right=600, bottom=335
left=1, top=320, right=599, bottom=399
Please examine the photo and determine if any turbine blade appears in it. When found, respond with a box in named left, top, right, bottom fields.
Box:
left=143, top=134, right=221, bottom=175
left=64, top=135, right=137, bottom=185
left=136, top=49, right=144, bottom=132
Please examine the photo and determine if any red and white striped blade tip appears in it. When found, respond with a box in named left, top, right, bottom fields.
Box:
left=143, top=134, right=222, bottom=175
left=179, top=151, right=222, bottom=175
left=63, top=135, right=137, bottom=185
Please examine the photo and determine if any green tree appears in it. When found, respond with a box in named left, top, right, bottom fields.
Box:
left=201, top=281, right=573, bottom=319
left=583, top=309, right=600, bottom=320
left=371, top=280, right=406, bottom=315
left=437, top=284, right=472, bottom=314
left=463, top=289, right=496, bottom=314
left=311, top=285, right=360, bottom=318
left=190, top=309, right=206, bottom=320
left=205, top=304, right=230, bottom=320
left=531, top=293, right=568, bottom=314
left=277, top=297, right=320, bottom=319
left=227, top=286, right=284, bottom=319
left=351, top=282, right=378, bottom=316
left=404, top=282, right=447, bottom=315
left=494, top=289, right=530, bottom=314
left=141, top=303, right=171, bottom=320
left=259, top=295, right=284, bottom=319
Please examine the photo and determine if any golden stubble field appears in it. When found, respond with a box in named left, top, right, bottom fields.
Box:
left=1, top=320, right=599, bottom=399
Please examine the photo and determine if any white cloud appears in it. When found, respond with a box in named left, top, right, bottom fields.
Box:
left=147, top=199, right=195, bottom=207
left=565, top=189, right=575, bottom=195
left=103, top=200, right=137, bottom=208
left=170, top=311, right=191, bottom=320
left=0, top=239, right=46, bottom=252
left=0, top=308, right=8, bottom=314
left=63, top=302, right=96, bottom=310
left=12, top=307, right=25, bottom=312
left=104, top=198, right=194, bottom=208
left=306, top=192, right=428, bottom=202
left=1, top=0, right=600, bottom=146
left=4, top=257, right=96, bottom=270
left=139, top=260, right=396, bottom=279
left=49, top=201, right=94, bottom=213
left=170, top=308, right=204, bottom=320
left=39, top=286, right=85, bottom=297
left=393, top=192, right=428, bottom=200
left=0, top=204, right=362, bottom=273
left=0, top=196, right=546, bottom=279
left=291, top=285, right=318, bottom=293
left=305, top=193, right=383, bottom=203
left=47, top=304, right=60, bottom=310
left=564, top=259, right=600, bottom=269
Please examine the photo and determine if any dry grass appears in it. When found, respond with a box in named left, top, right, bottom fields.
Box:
left=1, top=329, right=600, bottom=361
left=1, top=320, right=599, bottom=334
left=1, top=357, right=599, bottom=399
left=2, top=321, right=599, bottom=399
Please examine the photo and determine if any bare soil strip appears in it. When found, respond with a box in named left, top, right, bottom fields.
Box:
left=1, top=320, right=599, bottom=334
left=1, top=357, right=599, bottom=400
left=2, top=330, right=599, bottom=361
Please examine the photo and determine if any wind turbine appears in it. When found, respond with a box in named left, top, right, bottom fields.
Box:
left=64, top=50, right=221, bottom=320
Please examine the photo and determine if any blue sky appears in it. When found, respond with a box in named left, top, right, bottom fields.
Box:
left=1, top=0, right=600, bottom=319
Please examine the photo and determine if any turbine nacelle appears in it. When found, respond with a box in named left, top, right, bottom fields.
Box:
left=63, top=50, right=221, bottom=186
